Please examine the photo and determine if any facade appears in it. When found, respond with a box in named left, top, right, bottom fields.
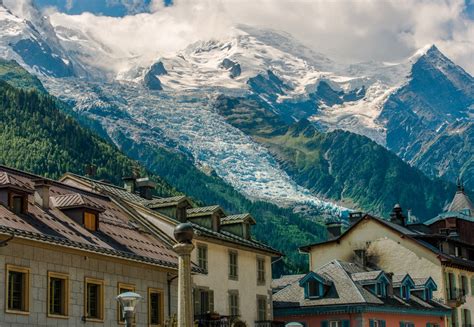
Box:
left=273, top=260, right=450, bottom=327
left=299, top=185, right=474, bottom=327
left=61, top=173, right=282, bottom=326
left=0, top=165, right=193, bottom=327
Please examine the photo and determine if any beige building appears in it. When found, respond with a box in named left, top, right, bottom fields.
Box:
left=300, top=190, right=474, bottom=327
left=0, top=165, right=194, bottom=327
left=61, top=173, right=282, bottom=326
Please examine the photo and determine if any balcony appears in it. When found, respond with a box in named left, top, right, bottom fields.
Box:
left=194, top=314, right=239, bottom=327
left=446, top=288, right=466, bottom=307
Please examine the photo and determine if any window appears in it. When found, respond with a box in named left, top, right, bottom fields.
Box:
left=460, top=275, right=469, bottom=296
left=447, top=272, right=456, bottom=300
left=452, top=308, right=458, bottom=327
left=193, top=288, right=214, bottom=316
left=257, top=296, right=267, bottom=321
left=47, top=272, right=69, bottom=317
left=321, top=320, right=349, bottom=327
left=85, top=278, right=104, bottom=321
left=197, top=244, right=208, bottom=272
left=399, top=322, right=415, bottom=327
left=229, top=251, right=238, bottom=280
left=6, top=265, right=30, bottom=314
left=8, top=193, right=27, bottom=214
left=426, top=323, right=440, bottom=327
left=257, top=257, right=265, bottom=285
left=148, top=288, right=164, bottom=326
left=424, top=288, right=433, bottom=301
left=118, top=283, right=135, bottom=324
left=376, top=282, right=387, bottom=297
left=307, top=280, right=320, bottom=298
left=229, top=291, right=239, bottom=317
left=462, top=309, right=471, bottom=327
left=370, top=320, right=386, bottom=327
left=84, top=211, right=97, bottom=231
left=401, top=285, right=410, bottom=300
left=471, top=277, right=474, bottom=296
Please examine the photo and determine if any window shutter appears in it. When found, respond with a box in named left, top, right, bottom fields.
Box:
left=321, top=320, right=329, bottom=327
left=381, top=320, right=386, bottom=327
left=471, top=277, right=474, bottom=296
left=400, top=322, right=404, bottom=327
left=209, top=290, right=214, bottom=313
left=193, top=289, right=201, bottom=315
left=342, top=320, right=350, bottom=327
left=369, top=320, right=374, bottom=327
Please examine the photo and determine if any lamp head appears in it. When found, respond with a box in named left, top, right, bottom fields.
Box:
left=116, top=291, right=142, bottom=313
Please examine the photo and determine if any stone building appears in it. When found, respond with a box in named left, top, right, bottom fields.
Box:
left=299, top=184, right=474, bottom=327
left=61, top=173, right=282, bottom=326
left=0, top=165, right=196, bottom=326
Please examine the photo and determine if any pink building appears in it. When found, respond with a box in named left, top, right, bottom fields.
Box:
left=273, top=260, right=450, bottom=327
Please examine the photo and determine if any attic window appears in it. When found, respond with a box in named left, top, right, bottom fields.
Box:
left=401, top=285, right=410, bottom=300
left=84, top=211, right=98, bottom=232
left=307, top=280, right=322, bottom=298
left=376, top=281, right=387, bottom=298
left=8, top=192, right=27, bottom=214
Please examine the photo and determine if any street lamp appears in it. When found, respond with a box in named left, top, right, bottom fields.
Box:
left=116, top=291, right=142, bottom=327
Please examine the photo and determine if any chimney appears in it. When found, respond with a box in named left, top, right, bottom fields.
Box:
left=354, top=249, right=367, bottom=267
left=386, top=272, right=394, bottom=297
left=135, top=177, right=156, bottom=200
left=390, top=204, right=406, bottom=226
left=349, top=212, right=364, bottom=226
left=325, top=219, right=342, bottom=239
left=33, top=179, right=51, bottom=209
left=123, top=176, right=136, bottom=193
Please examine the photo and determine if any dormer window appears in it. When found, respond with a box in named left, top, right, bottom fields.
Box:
left=375, top=281, right=388, bottom=298
left=84, top=211, right=98, bottom=232
left=393, top=274, right=415, bottom=301
left=299, top=271, right=332, bottom=299
left=401, top=285, right=409, bottom=300
left=9, top=192, right=27, bottom=214
left=413, top=277, right=437, bottom=302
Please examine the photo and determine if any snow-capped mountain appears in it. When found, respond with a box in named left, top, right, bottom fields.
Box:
left=0, top=1, right=471, bottom=214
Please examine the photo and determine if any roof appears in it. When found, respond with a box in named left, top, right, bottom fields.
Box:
left=351, top=271, right=384, bottom=283
left=0, top=166, right=185, bottom=271
left=0, top=171, right=34, bottom=193
left=273, top=260, right=449, bottom=314
left=144, top=195, right=189, bottom=209
left=221, top=213, right=256, bottom=225
left=61, top=173, right=282, bottom=256
left=447, top=188, right=474, bottom=215
left=51, top=193, right=105, bottom=212
left=187, top=205, right=225, bottom=217
left=299, top=214, right=474, bottom=272
left=272, top=274, right=305, bottom=291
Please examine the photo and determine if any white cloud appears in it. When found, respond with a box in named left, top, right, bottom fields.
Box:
left=18, top=0, right=474, bottom=74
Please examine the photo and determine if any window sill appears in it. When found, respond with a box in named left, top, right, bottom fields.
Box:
left=5, top=309, right=30, bottom=315
left=84, top=317, right=104, bottom=322
left=47, top=314, right=69, bottom=319
left=229, top=276, right=238, bottom=281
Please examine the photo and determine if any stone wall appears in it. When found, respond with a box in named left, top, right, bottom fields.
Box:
left=0, top=239, right=177, bottom=327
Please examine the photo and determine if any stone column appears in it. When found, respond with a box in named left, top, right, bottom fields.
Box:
left=173, top=223, right=195, bottom=327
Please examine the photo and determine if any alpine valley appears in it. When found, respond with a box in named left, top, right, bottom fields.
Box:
left=0, top=0, right=472, bottom=266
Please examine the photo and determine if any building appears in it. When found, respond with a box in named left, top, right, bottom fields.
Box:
left=299, top=183, right=474, bottom=327
left=0, top=165, right=201, bottom=326
left=273, top=260, right=450, bottom=327
left=61, top=172, right=282, bottom=326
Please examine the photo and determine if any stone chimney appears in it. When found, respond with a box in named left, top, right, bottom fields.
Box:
left=135, top=177, right=156, bottom=200
left=325, top=219, right=342, bottom=239
left=390, top=204, right=406, bottom=226
left=123, top=176, right=136, bottom=193
left=354, top=249, right=367, bottom=267
left=34, top=179, right=51, bottom=209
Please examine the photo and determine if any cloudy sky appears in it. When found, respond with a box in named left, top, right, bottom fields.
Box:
left=21, top=0, right=474, bottom=74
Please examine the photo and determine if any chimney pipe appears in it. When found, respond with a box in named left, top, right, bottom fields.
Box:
left=354, top=249, right=367, bottom=267
left=33, top=179, right=51, bottom=209
left=390, top=204, right=406, bottom=226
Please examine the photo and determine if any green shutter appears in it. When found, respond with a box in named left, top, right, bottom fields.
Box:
left=193, top=289, right=201, bottom=315
left=400, top=322, right=404, bottom=327
left=209, top=290, right=214, bottom=313
left=471, top=277, right=474, bottom=296
left=381, top=321, right=386, bottom=327
left=369, top=320, right=375, bottom=327
left=321, top=321, right=329, bottom=327
left=342, top=320, right=350, bottom=327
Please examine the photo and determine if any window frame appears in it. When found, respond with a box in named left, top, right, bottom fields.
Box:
left=228, top=250, right=238, bottom=280
left=228, top=290, right=239, bottom=317
left=117, top=282, right=135, bottom=325
left=8, top=192, right=28, bottom=214
left=47, top=271, right=69, bottom=319
left=83, top=211, right=98, bottom=232
left=257, top=257, right=266, bottom=285
left=197, top=243, right=208, bottom=273
left=5, top=264, right=30, bottom=315
left=84, top=277, right=105, bottom=322
left=256, top=295, right=267, bottom=321
left=148, top=287, right=164, bottom=327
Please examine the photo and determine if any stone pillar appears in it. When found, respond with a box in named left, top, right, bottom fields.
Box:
left=173, top=223, right=195, bottom=327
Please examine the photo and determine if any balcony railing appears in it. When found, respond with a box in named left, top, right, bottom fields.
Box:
left=194, top=314, right=239, bottom=327
left=446, top=288, right=466, bottom=307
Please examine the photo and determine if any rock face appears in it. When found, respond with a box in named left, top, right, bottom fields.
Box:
left=143, top=70, right=163, bottom=90
left=378, top=45, right=474, bottom=189
left=220, top=58, right=241, bottom=78
left=149, top=61, right=167, bottom=76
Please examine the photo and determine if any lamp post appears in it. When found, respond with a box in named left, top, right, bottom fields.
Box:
left=173, top=223, right=195, bottom=327
left=116, top=291, right=142, bottom=327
